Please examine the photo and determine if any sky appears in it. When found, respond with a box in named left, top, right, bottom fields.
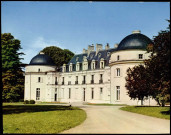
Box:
left=1, top=1, right=170, bottom=64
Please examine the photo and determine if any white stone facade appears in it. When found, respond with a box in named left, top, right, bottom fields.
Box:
left=24, top=31, right=157, bottom=105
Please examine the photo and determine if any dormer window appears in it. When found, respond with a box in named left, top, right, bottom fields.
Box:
left=100, top=58, right=104, bottom=69
left=107, top=52, right=111, bottom=57
left=76, top=57, right=79, bottom=61
left=76, top=62, right=80, bottom=71
left=98, top=53, right=101, bottom=58
left=69, top=64, right=73, bottom=72
left=117, top=55, right=120, bottom=61
left=63, top=64, right=66, bottom=72
left=91, top=60, right=96, bottom=70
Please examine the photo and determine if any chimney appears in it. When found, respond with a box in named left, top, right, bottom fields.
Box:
left=105, top=43, right=110, bottom=50
left=88, top=44, right=94, bottom=56
left=83, top=48, right=87, bottom=53
left=114, top=44, right=118, bottom=48
left=96, top=43, right=103, bottom=55
left=132, top=30, right=141, bottom=34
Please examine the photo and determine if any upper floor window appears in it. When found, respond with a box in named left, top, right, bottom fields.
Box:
left=116, top=68, right=120, bottom=76
left=38, top=77, right=41, bottom=82
left=38, top=68, right=40, bottom=72
left=139, top=54, right=143, bottom=59
left=117, top=55, right=120, bottom=61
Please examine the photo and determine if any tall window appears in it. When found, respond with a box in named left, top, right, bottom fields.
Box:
left=69, top=88, right=71, bottom=99
left=36, top=88, right=40, bottom=100
left=91, top=75, right=94, bottom=84
left=38, top=68, right=40, bottom=72
left=100, top=88, right=103, bottom=94
left=116, top=68, right=120, bottom=76
left=62, top=77, right=64, bottom=85
left=55, top=77, right=57, bottom=85
left=83, top=75, right=86, bottom=84
left=75, top=76, right=78, bottom=84
left=116, top=86, right=120, bottom=100
left=38, top=77, right=41, bottom=82
left=139, top=54, right=143, bottom=59
left=92, top=88, right=94, bottom=99
left=117, top=55, right=120, bottom=61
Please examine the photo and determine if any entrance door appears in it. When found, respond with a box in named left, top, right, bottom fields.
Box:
left=54, top=93, right=57, bottom=101
left=83, top=89, right=85, bottom=101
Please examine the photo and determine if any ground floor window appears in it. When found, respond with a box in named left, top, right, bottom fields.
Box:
left=69, top=88, right=71, bottom=99
left=36, top=88, right=40, bottom=100
left=92, top=88, right=94, bottom=99
left=116, top=86, right=120, bottom=100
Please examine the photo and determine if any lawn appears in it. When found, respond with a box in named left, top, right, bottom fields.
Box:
left=120, top=106, right=170, bottom=120
left=3, top=103, right=86, bottom=134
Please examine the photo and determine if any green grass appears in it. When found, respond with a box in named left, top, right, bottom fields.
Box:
left=38, top=101, right=68, bottom=104
left=3, top=103, right=86, bottom=134
left=120, top=106, right=170, bottom=120
left=86, top=103, right=128, bottom=106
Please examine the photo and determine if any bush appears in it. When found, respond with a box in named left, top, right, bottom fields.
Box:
left=29, top=100, right=35, bottom=104
left=24, top=100, right=29, bottom=104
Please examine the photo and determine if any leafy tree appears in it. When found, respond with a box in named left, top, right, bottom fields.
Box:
left=1, top=33, right=24, bottom=102
left=125, top=65, right=152, bottom=105
left=41, top=46, right=74, bottom=69
left=145, top=20, right=170, bottom=106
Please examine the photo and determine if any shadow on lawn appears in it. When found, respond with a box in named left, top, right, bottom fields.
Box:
left=161, top=110, right=170, bottom=115
left=3, top=105, right=79, bottom=115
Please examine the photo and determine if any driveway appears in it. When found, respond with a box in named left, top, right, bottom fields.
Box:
left=61, top=104, right=170, bottom=134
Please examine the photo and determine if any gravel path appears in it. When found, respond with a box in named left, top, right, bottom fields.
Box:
left=61, top=104, right=170, bottom=134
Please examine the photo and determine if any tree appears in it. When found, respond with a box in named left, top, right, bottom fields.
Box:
left=1, top=33, right=24, bottom=102
left=145, top=20, right=170, bottom=106
left=41, top=46, right=74, bottom=69
left=125, top=65, right=152, bottom=105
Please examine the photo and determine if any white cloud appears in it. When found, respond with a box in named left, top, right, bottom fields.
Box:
left=21, top=36, right=65, bottom=64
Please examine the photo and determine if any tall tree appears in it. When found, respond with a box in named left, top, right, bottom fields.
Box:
left=1, top=33, right=24, bottom=102
left=41, top=46, right=74, bottom=69
left=145, top=20, right=170, bottom=106
left=125, top=65, right=152, bottom=105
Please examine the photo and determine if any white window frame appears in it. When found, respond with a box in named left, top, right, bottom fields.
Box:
left=36, top=88, right=40, bottom=100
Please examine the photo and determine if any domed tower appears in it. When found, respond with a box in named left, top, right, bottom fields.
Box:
left=109, top=30, right=156, bottom=105
left=24, top=52, right=57, bottom=102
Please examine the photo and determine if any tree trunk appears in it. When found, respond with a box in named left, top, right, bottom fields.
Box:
left=141, top=99, right=143, bottom=105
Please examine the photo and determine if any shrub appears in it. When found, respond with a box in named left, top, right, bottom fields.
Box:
left=24, top=100, right=29, bottom=104
left=29, top=100, right=35, bottom=104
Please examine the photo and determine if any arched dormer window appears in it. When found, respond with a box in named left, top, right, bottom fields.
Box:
left=76, top=62, right=80, bottom=71
left=63, top=64, right=66, bottom=72
left=100, top=58, right=104, bottom=69
left=69, top=63, right=73, bottom=72
left=91, top=59, right=96, bottom=70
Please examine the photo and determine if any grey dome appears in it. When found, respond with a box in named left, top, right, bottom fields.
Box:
left=117, top=33, right=153, bottom=51
left=29, top=54, right=55, bottom=66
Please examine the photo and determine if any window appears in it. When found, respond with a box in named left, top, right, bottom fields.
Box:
left=92, top=88, right=94, bottom=99
left=116, top=86, right=120, bottom=100
left=91, top=75, right=94, bottom=84
left=62, top=77, right=64, bottom=85
left=38, top=77, right=41, bottom=82
left=82, top=75, right=86, bottom=84
left=75, top=76, right=78, bottom=84
left=116, top=68, right=120, bottom=76
left=55, top=88, right=57, bottom=93
left=139, top=54, right=143, bottom=59
left=117, top=55, right=120, bottom=61
left=69, top=88, right=71, bottom=99
left=100, top=88, right=103, bottom=94
left=99, top=74, right=103, bottom=83
left=38, top=68, right=40, bottom=72
left=36, top=88, right=40, bottom=100
left=100, top=61, right=104, bottom=69
left=55, top=77, right=57, bottom=85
